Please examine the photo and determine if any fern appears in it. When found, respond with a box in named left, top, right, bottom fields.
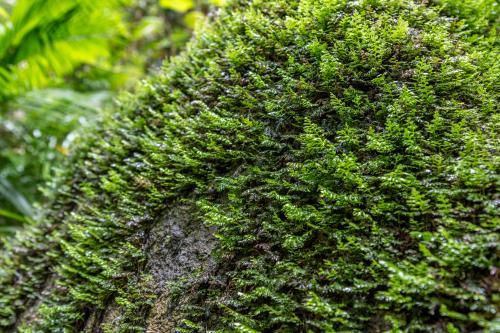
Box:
left=0, top=0, right=126, bottom=99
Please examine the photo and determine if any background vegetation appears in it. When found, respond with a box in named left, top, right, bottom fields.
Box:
left=0, top=0, right=222, bottom=234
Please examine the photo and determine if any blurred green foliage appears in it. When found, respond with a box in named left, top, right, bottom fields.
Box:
left=0, top=89, right=110, bottom=232
left=0, top=0, right=218, bottom=234
left=0, top=0, right=128, bottom=98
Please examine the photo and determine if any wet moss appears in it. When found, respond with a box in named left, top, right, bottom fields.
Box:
left=0, top=0, right=499, bottom=332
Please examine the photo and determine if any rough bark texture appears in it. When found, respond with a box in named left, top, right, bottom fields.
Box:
left=80, top=206, right=217, bottom=332
left=143, top=206, right=217, bottom=332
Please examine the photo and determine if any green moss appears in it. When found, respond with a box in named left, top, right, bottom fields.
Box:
left=0, top=0, right=499, bottom=332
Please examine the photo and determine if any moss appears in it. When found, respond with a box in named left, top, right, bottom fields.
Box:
left=0, top=0, right=499, bottom=332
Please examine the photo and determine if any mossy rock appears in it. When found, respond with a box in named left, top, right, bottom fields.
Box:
left=1, top=0, right=499, bottom=332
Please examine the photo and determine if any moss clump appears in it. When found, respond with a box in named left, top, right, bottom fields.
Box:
left=0, top=0, right=499, bottom=332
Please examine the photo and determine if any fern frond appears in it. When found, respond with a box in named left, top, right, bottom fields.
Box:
left=0, top=0, right=127, bottom=99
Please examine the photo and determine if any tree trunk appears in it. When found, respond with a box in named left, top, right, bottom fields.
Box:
left=0, top=0, right=498, bottom=332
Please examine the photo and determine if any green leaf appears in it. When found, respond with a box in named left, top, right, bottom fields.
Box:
left=0, top=0, right=126, bottom=99
left=0, top=209, right=28, bottom=224
left=209, top=0, right=226, bottom=5
left=0, top=177, right=33, bottom=218
left=0, top=6, right=8, bottom=19
left=159, top=0, right=194, bottom=12
left=183, top=10, right=204, bottom=29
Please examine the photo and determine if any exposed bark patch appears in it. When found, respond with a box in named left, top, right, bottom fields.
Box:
left=144, top=205, right=217, bottom=332
left=85, top=206, right=217, bottom=332
left=145, top=206, right=216, bottom=290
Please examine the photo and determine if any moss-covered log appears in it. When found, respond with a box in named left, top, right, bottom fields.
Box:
left=0, top=0, right=499, bottom=332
